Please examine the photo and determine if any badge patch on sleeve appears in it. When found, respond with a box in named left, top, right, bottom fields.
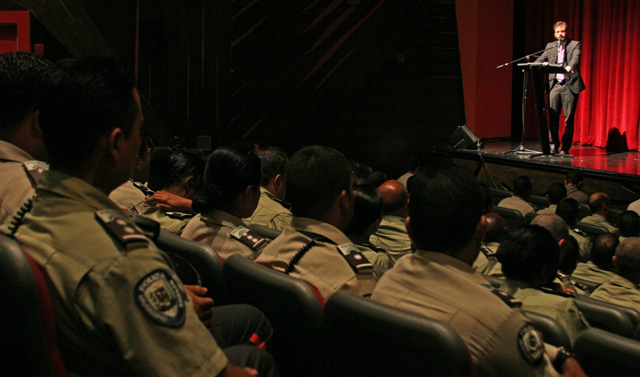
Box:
left=517, top=324, right=545, bottom=365
left=134, top=269, right=186, bottom=327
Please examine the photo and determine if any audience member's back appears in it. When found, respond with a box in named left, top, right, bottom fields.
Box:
left=591, top=237, right=640, bottom=311
left=572, top=233, right=618, bottom=286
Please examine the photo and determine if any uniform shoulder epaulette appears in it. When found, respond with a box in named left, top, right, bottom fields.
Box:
left=231, top=225, right=267, bottom=250
left=166, top=211, right=193, bottom=220
left=573, top=228, right=589, bottom=238
left=133, top=181, right=155, bottom=196
left=479, top=284, right=523, bottom=308
left=337, top=243, right=373, bottom=274
left=479, top=245, right=496, bottom=258
left=540, top=286, right=573, bottom=298
left=274, top=197, right=291, bottom=210
left=96, top=209, right=149, bottom=246
left=22, top=160, right=49, bottom=188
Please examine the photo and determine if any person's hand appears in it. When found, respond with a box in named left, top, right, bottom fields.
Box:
left=561, top=357, right=587, bottom=377
left=220, top=363, right=259, bottom=377
left=565, top=66, right=573, bottom=73
left=184, top=285, right=214, bottom=327
left=144, top=190, right=193, bottom=213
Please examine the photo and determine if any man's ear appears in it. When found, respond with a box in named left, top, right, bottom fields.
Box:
left=28, top=110, right=43, bottom=139
left=405, top=216, right=413, bottom=242
left=108, top=127, right=127, bottom=160
left=612, top=255, right=617, bottom=268
left=338, top=189, right=350, bottom=214
left=474, top=215, right=488, bottom=244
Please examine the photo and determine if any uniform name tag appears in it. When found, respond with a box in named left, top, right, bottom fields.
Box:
left=231, top=226, right=266, bottom=250
left=96, top=210, right=148, bottom=245
left=22, top=160, right=49, bottom=187
left=337, top=243, right=373, bottom=274
left=134, top=269, right=186, bottom=327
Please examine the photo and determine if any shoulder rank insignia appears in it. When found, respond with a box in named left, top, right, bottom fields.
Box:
left=133, top=181, right=155, bottom=196
left=22, top=160, right=49, bottom=188
left=485, top=286, right=523, bottom=308
left=134, top=269, right=186, bottom=327
left=573, top=228, right=589, bottom=238
left=517, top=324, right=545, bottom=366
left=338, top=243, right=373, bottom=274
left=231, top=226, right=267, bottom=250
left=96, top=209, right=148, bottom=245
left=479, top=245, right=495, bottom=258
left=166, top=211, right=193, bottom=220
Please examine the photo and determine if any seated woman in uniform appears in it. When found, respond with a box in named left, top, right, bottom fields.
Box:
left=181, top=145, right=267, bottom=260
left=344, top=183, right=394, bottom=271
left=496, top=225, right=588, bottom=344
left=140, top=148, right=205, bottom=234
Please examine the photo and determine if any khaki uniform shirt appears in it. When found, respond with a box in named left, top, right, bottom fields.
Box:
left=590, top=275, right=640, bottom=312
left=565, top=185, right=588, bottom=205
left=371, top=251, right=559, bottom=377
left=500, top=279, right=588, bottom=344
left=572, top=261, right=616, bottom=285
left=0, top=141, right=42, bottom=224
left=5, top=171, right=227, bottom=377
left=537, top=204, right=557, bottom=215
left=472, top=242, right=500, bottom=275
left=182, top=209, right=265, bottom=260
left=352, top=242, right=394, bottom=269
left=369, top=215, right=411, bottom=263
left=243, top=187, right=292, bottom=231
left=580, top=213, right=619, bottom=235
left=255, top=217, right=378, bottom=300
left=139, top=200, right=191, bottom=235
left=397, top=172, right=413, bottom=187
left=569, top=227, right=592, bottom=261
left=497, top=196, right=535, bottom=217
left=108, top=179, right=146, bottom=214
left=628, top=199, right=640, bottom=216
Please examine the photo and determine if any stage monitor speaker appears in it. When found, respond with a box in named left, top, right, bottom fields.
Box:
left=448, top=124, right=481, bottom=150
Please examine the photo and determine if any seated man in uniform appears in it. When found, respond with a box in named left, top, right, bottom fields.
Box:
left=538, top=183, right=567, bottom=215
left=255, top=145, right=377, bottom=300
left=580, top=192, right=619, bottom=235
left=2, top=56, right=276, bottom=377
left=243, top=146, right=292, bottom=231
left=572, top=233, right=618, bottom=289
left=496, top=225, right=588, bottom=344
left=591, top=237, right=640, bottom=311
left=369, top=179, right=412, bottom=263
left=498, top=175, right=535, bottom=217
left=618, top=210, right=639, bottom=242
left=0, top=52, right=53, bottom=224
left=564, top=170, right=588, bottom=205
left=371, top=164, right=585, bottom=377
left=472, top=212, right=509, bottom=276
left=556, top=198, right=592, bottom=262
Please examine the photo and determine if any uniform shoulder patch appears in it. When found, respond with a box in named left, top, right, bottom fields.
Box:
left=486, top=287, right=523, bottom=308
left=517, top=324, right=545, bottom=366
left=337, top=243, right=374, bottom=274
left=166, top=211, right=193, bottom=220
left=22, top=160, right=49, bottom=187
left=95, top=209, right=148, bottom=245
left=573, top=228, right=589, bottom=237
left=231, top=226, right=267, bottom=250
left=134, top=269, right=186, bottom=327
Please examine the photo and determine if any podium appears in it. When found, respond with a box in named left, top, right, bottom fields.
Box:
left=517, top=62, right=567, bottom=156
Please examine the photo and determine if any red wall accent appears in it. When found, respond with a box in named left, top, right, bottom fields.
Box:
left=0, top=11, right=31, bottom=54
left=457, top=0, right=513, bottom=138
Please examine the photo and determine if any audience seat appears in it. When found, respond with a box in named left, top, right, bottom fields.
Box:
left=132, top=215, right=226, bottom=303
left=524, top=212, right=538, bottom=223
left=573, top=296, right=636, bottom=339
left=574, top=221, right=608, bottom=238
left=222, top=254, right=325, bottom=377
left=493, top=206, right=525, bottom=230
left=523, top=311, right=572, bottom=350
left=489, top=187, right=511, bottom=207
left=249, top=223, right=282, bottom=240
left=576, top=295, right=640, bottom=335
left=528, top=194, right=548, bottom=209
left=573, top=328, right=640, bottom=377
left=323, top=291, right=473, bottom=377
left=0, top=234, right=67, bottom=377
left=577, top=205, right=592, bottom=221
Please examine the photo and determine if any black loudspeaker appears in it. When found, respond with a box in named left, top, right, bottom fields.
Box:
left=448, top=124, right=482, bottom=150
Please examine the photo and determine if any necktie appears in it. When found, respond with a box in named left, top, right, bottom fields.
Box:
left=557, top=44, right=565, bottom=82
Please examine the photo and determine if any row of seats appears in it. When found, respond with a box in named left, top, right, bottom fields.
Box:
left=4, top=227, right=640, bottom=377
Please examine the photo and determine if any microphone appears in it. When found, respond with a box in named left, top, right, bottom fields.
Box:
left=557, top=38, right=562, bottom=47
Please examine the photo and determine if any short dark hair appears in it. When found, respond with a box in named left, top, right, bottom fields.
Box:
left=547, top=182, right=567, bottom=204
left=496, top=225, right=558, bottom=284
left=0, top=52, right=54, bottom=137
left=147, top=146, right=173, bottom=191
left=153, top=150, right=205, bottom=195
left=257, top=146, right=288, bottom=186
left=565, top=170, right=583, bottom=185
left=193, top=146, right=261, bottom=214
left=345, top=184, right=383, bottom=236
left=591, top=233, right=619, bottom=270
left=559, top=235, right=580, bottom=275
left=285, top=145, right=352, bottom=219
left=615, top=238, right=640, bottom=281
left=512, top=176, right=532, bottom=198
left=39, top=57, right=138, bottom=170
left=618, top=211, right=640, bottom=237
left=408, top=164, right=483, bottom=252
left=556, top=198, right=580, bottom=226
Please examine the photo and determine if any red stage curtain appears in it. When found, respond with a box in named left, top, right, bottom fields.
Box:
left=525, top=0, right=640, bottom=151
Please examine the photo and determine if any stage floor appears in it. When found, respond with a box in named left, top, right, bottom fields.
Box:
left=435, top=138, right=640, bottom=187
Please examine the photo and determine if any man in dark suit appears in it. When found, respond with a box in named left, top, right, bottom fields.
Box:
left=536, top=21, right=586, bottom=155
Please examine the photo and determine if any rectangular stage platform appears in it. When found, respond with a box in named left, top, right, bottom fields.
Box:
left=434, top=139, right=640, bottom=206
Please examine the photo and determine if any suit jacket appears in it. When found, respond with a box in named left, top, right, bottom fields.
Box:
left=535, top=39, right=586, bottom=94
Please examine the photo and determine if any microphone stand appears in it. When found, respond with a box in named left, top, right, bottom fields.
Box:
left=498, top=43, right=560, bottom=156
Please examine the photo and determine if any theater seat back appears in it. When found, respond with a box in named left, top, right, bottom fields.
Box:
left=574, top=328, right=640, bottom=377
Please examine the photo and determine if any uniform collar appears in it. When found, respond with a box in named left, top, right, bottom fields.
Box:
left=36, top=170, right=122, bottom=212
left=609, top=274, right=640, bottom=291
left=260, top=186, right=290, bottom=209
left=289, top=216, right=351, bottom=245
left=0, top=140, right=34, bottom=163
left=202, top=209, right=245, bottom=229
left=413, top=250, right=488, bottom=285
